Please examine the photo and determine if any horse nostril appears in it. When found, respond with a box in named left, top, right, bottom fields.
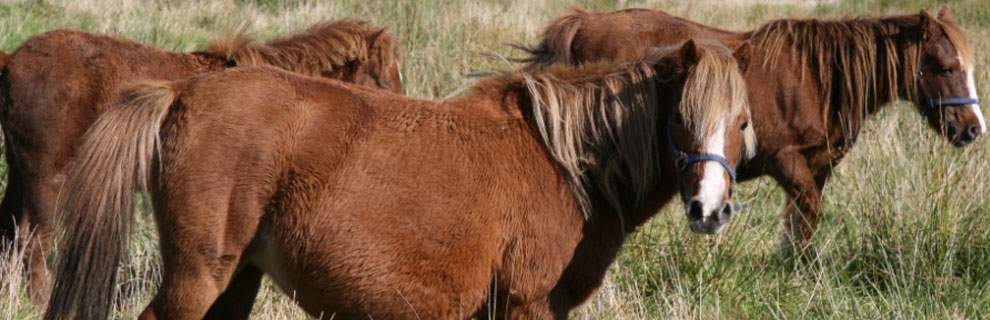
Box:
left=721, top=203, right=733, bottom=217
left=687, top=200, right=703, bottom=221
left=965, top=124, right=982, bottom=141
left=947, top=122, right=959, bottom=138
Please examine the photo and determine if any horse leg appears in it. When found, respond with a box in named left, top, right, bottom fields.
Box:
left=138, top=190, right=263, bottom=320
left=0, top=148, right=25, bottom=245
left=202, top=264, right=264, bottom=320
left=0, top=153, right=28, bottom=298
left=509, top=300, right=564, bottom=320
left=19, top=166, right=62, bottom=305
left=771, top=150, right=824, bottom=258
left=0, top=139, right=42, bottom=303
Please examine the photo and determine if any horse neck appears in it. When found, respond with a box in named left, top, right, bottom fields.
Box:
left=752, top=18, right=917, bottom=140
left=525, top=67, right=667, bottom=221
left=461, top=87, right=666, bottom=291
left=875, top=17, right=924, bottom=113
left=188, top=51, right=233, bottom=72
left=824, top=19, right=908, bottom=115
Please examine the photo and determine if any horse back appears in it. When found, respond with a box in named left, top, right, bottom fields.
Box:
left=532, top=8, right=746, bottom=65
left=1, top=29, right=220, bottom=153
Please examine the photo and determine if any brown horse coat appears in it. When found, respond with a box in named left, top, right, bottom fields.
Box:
left=0, top=19, right=403, bottom=303
left=45, top=42, right=752, bottom=319
left=524, top=7, right=984, bottom=255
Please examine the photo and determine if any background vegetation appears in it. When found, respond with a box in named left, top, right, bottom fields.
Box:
left=1, top=0, right=988, bottom=318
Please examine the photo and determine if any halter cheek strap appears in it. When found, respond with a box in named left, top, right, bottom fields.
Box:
left=926, top=97, right=980, bottom=111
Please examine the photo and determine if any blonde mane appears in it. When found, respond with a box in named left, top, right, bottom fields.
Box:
left=205, top=20, right=399, bottom=78
left=749, top=15, right=972, bottom=141
left=480, top=44, right=749, bottom=216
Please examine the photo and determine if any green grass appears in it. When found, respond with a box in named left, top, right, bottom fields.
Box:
left=1, top=0, right=989, bottom=318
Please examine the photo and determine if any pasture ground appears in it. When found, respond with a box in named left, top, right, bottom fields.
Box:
left=1, top=0, right=989, bottom=318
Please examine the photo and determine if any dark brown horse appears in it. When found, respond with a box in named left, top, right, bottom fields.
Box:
left=524, top=6, right=984, bottom=256
left=45, top=40, right=752, bottom=319
left=0, top=19, right=403, bottom=303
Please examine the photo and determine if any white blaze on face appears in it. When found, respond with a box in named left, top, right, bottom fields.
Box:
left=965, top=67, right=986, bottom=133
left=693, top=119, right=728, bottom=218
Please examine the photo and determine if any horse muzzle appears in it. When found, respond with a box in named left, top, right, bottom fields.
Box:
left=686, top=199, right=738, bottom=234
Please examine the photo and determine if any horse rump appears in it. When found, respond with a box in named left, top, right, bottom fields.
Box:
left=44, top=82, right=176, bottom=320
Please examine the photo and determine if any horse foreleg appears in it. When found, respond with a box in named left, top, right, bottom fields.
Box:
left=771, top=150, right=825, bottom=258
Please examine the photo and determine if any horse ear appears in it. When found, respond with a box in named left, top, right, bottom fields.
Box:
left=680, top=39, right=702, bottom=66
left=919, top=10, right=939, bottom=39
left=732, top=42, right=751, bottom=73
left=937, top=6, right=956, bottom=23
left=368, top=27, right=389, bottom=49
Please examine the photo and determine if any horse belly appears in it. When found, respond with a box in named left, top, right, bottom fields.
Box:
left=248, top=215, right=495, bottom=319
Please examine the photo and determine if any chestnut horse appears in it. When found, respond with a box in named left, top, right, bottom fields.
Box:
left=524, top=7, right=984, bottom=256
left=0, top=20, right=403, bottom=302
left=45, top=40, right=752, bottom=319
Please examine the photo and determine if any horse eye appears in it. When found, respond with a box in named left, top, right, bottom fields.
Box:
left=740, top=121, right=749, bottom=131
left=935, top=66, right=953, bottom=76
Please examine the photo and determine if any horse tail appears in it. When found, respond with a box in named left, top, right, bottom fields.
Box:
left=44, top=82, right=176, bottom=320
left=513, top=7, right=587, bottom=66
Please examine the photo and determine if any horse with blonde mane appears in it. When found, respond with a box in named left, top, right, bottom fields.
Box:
left=44, top=39, right=752, bottom=319
left=0, top=19, right=403, bottom=303
left=524, top=6, right=984, bottom=256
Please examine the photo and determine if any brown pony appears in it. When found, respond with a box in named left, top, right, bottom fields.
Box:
left=524, top=6, right=984, bottom=256
left=0, top=19, right=403, bottom=303
left=44, top=40, right=752, bottom=319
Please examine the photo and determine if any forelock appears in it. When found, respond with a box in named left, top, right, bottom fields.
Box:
left=678, top=43, right=749, bottom=142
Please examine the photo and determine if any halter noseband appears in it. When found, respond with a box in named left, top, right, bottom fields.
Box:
left=665, top=123, right=737, bottom=184
left=925, top=97, right=980, bottom=111
left=917, top=69, right=980, bottom=112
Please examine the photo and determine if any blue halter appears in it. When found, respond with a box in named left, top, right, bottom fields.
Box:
left=926, top=97, right=980, bottom=111
left=665, top=124, right=737, bottom=184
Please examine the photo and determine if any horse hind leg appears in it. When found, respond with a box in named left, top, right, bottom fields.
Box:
left=0, top=152, right=24, bottom=244
left=139, top=234, right=260, bottom=320
left=202, top=264, right=264, bottom=320
left=0, top=155, right=30, bottom=297
left=139, top=186, right=265, bottom=319
left=19, top=166, right=63, bottom=305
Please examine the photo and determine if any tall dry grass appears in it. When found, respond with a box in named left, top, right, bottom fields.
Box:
left=1, top=0, right=989, bottom=318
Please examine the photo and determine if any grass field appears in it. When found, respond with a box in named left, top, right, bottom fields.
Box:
left=1, top=0, right=990, bottom=318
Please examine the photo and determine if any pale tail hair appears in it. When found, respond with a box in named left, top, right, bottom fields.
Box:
left=45, top=82, right=175, bottom=320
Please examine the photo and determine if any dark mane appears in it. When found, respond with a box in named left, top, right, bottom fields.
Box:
left=204, top=20, right=400, bottom=78
left=748, top=16, right=935, bottom=142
